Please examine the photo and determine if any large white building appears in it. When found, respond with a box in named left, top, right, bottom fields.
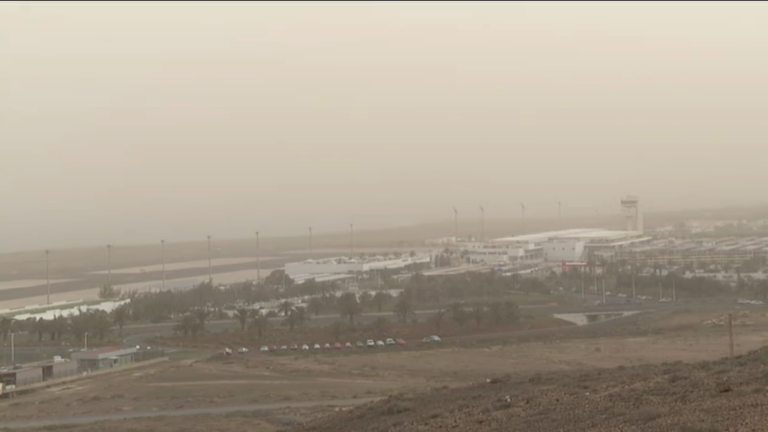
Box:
left=284, top=254, right=432, bottom=277
left=461, top=242, right=543, bottom=265
left=492, top=228, right=652, bottom=262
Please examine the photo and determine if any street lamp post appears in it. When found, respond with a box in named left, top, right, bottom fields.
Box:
left=453, top=207, right=458, bottom=241
left=45, top=249, right=51, bottom=305
left=10, top=332, right=15, bottom=363
left=520, top=203, right=526, bottom=233
left=161, top=240, right=166, bottom=290
left=106, top=244, right=113, bottom=287
left=479, top=205, right=485, bottom=242
left=255, top=232, right=261, bottom=283
left=207, top=235, right=213, bottom=285
left=84, top=332, right=88, bottom=351
left=558, top=201, right=562, bottom=219
left=309, top=227, right=313, bottom=258
left=350, top=224, right=355, bottom=255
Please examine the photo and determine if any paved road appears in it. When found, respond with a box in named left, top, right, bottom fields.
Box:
left=0, top=397, right=381, bottom=429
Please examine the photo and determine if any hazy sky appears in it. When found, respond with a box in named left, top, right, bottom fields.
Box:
left=2, top=2, right=768, bottom=251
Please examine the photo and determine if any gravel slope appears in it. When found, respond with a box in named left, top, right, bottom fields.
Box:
left=291, top=348, right=768, bottom=432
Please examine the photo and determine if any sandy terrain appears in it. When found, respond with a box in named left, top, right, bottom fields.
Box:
left=89, top=258, right=276, bottom=275
left=2, top=307, right=767, bottom=431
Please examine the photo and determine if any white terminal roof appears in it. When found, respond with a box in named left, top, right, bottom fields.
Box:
left=493, top=228, right=643, bottom=243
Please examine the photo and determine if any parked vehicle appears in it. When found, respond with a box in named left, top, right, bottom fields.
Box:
left=260, top=346, right=270, bottom=352
left=280, top=345, right=288, bottom=351
left=396, top=338, right=406, bottom=346
left=313, top=343, right=322, bottom=350
left=366, top=339, right=375, bottom=348
left=290, top=344, right=299, bottom=350
left=356, top=341, right=365, bottom=348
left=385, top=338, right=396, bottom=346
left=345, top=342, right=353, bottom=348
left=301, top=344, right=310, bottom=351
left=422, top=335, right=442, bottom=343
left=237, top=347, right=249, bottom=354
left=333, top=342, right=343, bottom=350
left=323, top=343, right=332, bottom=350
left=224, top=347, right=233, bottom=355
left=376, top=340, right=385, bottom=347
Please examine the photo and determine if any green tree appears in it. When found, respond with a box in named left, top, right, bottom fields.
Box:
left=367, top=317, right=392, bottom=339
left=193, top=308, right=210, bottom=333
left=393, top=294, right=414, bottom=323
left=471, top=306, right=486, bottom=326
left=248, top=311, right=270, bottom=340
left=283, top=307, right=309, bottom=332
left=99, top=284, right=120, bottom=299
left=175, top=314, right=199, bottom=337
left=328, top=321, right=346, bottom=342
left=0, top=317, right=12, bottom=343
left=372, top=291, right=392, bottom=313
left=503, top=301, right=520, bottom=324
left=112, top=305, right=131, bottom=337
left=338, top=293, right=362, bottom=325
left=307, top=297, right=323, bottom=317
left=449, top=303, right=468, bottom=327
left=428, top=309, right=447, bottom=333
left=278, top=300, right=294, bottom=317
left=90, top=311, right=113, bottom=343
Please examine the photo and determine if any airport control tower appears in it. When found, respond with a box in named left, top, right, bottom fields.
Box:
left=620, top=195, right=643, bottom=233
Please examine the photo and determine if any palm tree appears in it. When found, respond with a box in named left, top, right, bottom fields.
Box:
left=193, top=308, right=210, bottom=333
left=0, top=317, right=12, bottom=343
left=278, top=300, right=294, bottom=317
left=471, top=306, right=486, bottom=326
left=372, top=291, right=391, bottom=313
left=488, top=302, right=503, bottom=324
left=337, top=293, right=361, bottom=325
left=112, top=305, right=130, bottom=337
left=283, top=307, right=309, bottom=332
left=249, top=311, right=270, bottom=340
left=175, top=314, right=199, bottom=337
left=235, top=308, right=250, bottom=332
left=329, top=321, right=346, bottom=342
left=449, top=303, right=468, bottom=327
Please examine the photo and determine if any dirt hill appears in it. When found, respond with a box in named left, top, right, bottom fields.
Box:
left=291, top=347, right=768, bottom=432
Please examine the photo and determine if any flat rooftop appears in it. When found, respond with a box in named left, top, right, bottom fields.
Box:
left=493, top=228, right=642, bottom=243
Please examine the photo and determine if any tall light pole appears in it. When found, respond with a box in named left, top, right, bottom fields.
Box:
left=453, top=207, right=458, bottom=240
left=106, top=244, right=113, bottom=287
left=520, top=203, right=526, bottom=233
left=84, top=332, right=88, bottom=351
left=558, top=201, right=562, bottom=219
left=350, top=224, right=355, bottom=255
left=672, top=273, right=677, bottom=302
left=10, top=332, right=15, bottom=363
left=309, top=227, right=313, bottom=258
left=45, top=249, right=51, bottom=305
left=479, top=205, right=485, bottom=242
left=161, top=240, right=166, bottom=290
left=207, top=235, right=213, bottom=285
left=255, top=231, right=261, bottom=283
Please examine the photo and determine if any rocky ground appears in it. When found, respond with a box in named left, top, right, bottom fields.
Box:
left=292, top=347, right=768, bottom=432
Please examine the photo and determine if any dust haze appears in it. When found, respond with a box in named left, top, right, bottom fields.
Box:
left=2, top=2, right=768, bottom=251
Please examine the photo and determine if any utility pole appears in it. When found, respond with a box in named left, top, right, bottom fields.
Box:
left=632, top=272, right=636, bottom=300
left=10, top=333, right=15, bottom=363
left=84, top=332, right=88, bottom=351
left=672, top=273, right=677, bottom=302
left=558, top=201, right=562, bottom=219
left=45, top=249, right=51, bottom=305
left=453, top=207, right=458, bottom=241
left=479, top=205, right=485, bottom=242
left=659, top=282, right=663, bottom=302
left=255, top=232, right=261, bottom=283
left=728, top=313, right=734, bottom=360
left=161, top=240, right=166, bottom=290
left=207, top=235, right=213, bottom=285
left=106, top=244, right=113, bottom=287
left=350, top=224, right=355, bottom=255
left=581, top=268, right=585, bottom=299
left=308, top=227, right=313, bottom=258
left=602, top=276, right=606, bottom=304
left=520, top=203, right=526, bottom=233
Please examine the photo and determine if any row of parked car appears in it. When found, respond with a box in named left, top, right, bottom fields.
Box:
left=224, top=335, right=442, bottom=355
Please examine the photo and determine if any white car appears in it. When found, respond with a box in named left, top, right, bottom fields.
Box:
left=301, top=344, right=310, bottom=351
left=313, top=343, right=322, bottom=350
left=422, top=335, right=442, bottom=343
left=237, top=347, right=249, bottom=354
left=385, top=338, right=396, bottom=346
left=366, top=339, right=375, bottom=348
left=376, top=340, right=385, bottom=347
left=323, top=343, right=332, bottom=350
left=224, top=347, right=233, bottom=355
left=344, top=342, right=353, bottom=348
left=280, top=345, right=288, bottom=351
left=259, top=346, right=270, bottom=352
